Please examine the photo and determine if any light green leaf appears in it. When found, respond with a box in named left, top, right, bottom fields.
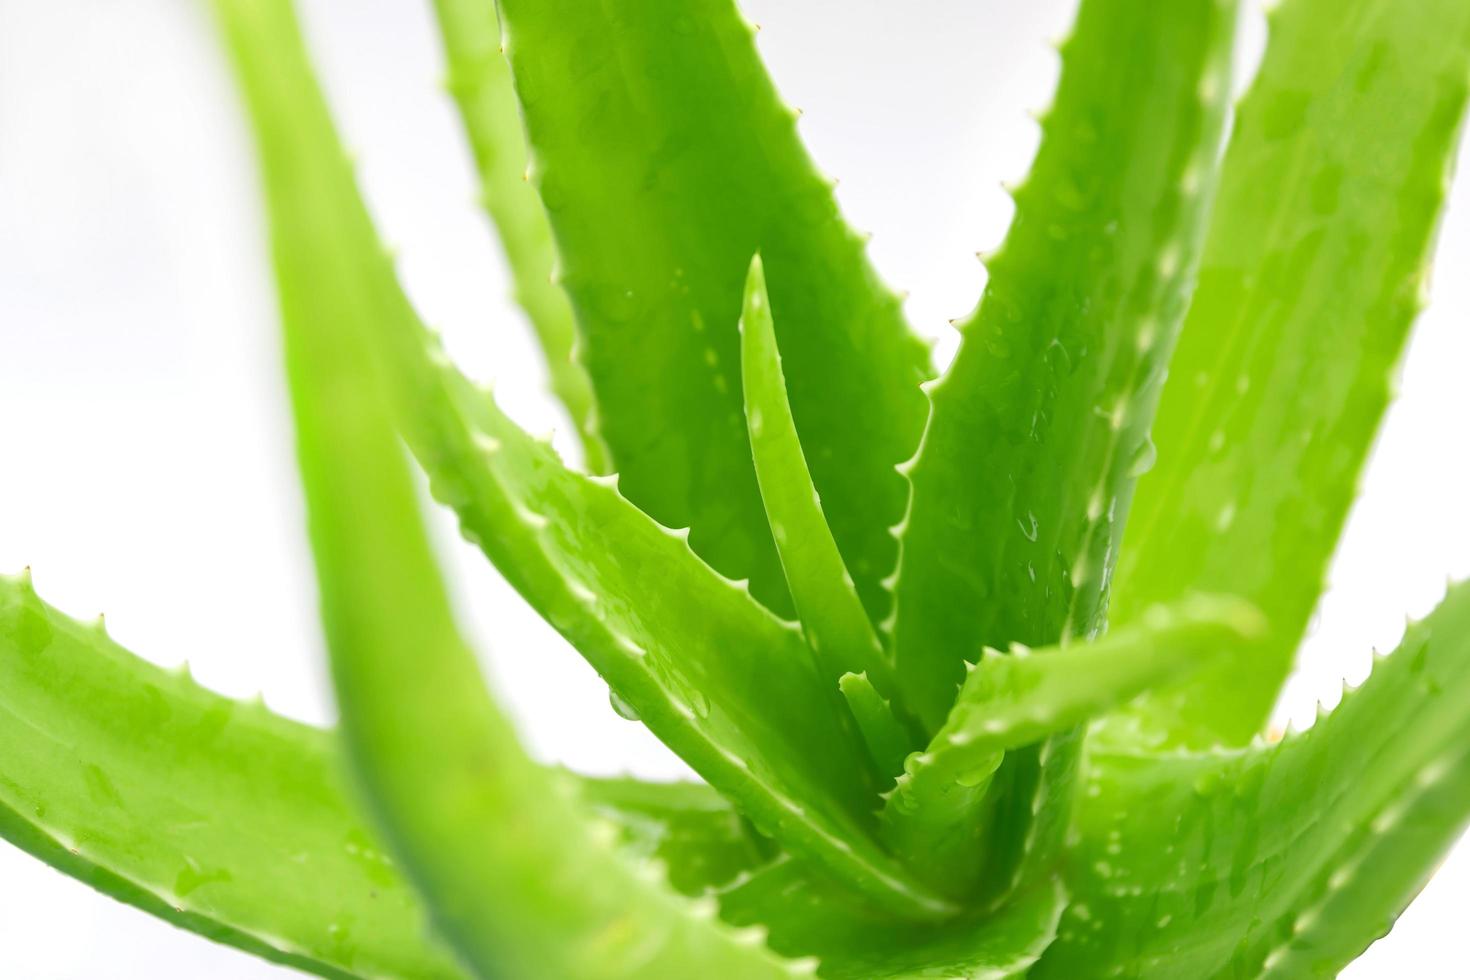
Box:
left=880, top=595, right=1262, bottom=897
left=583, top=775, right=1072, bottom=977
left=0, top=573, right=462, bottom=980
left=222, top=0, right=950, bottom=921
left=429, top=0, right=609, bottom=472
left=933, top=596, right=1262, bottom=762
left=891, top=0, right=1239, bottom=729
left=883, top=0, right=1239, bottom=900
left=838, top=674, right=912, bottom=781
left=418, top=375, right=958, bottom=917
left=740, top=254, right=906, bottom=714
left=1109, top=0, right=1470, bottom=747
left=496, top=0, right=934, bottom=622
left=577, top=776, right=781, bottom=897
left=1037, top=582, right=1470, bottom=978
left=233, top=0, right=825, bottom=971
left=718, top=861, right=1067, bottom=980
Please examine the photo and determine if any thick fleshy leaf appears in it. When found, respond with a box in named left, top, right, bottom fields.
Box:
left=578, top=776, right=780, bottom=897
left=718, top=861, right=1067, bottom=980
left=883, top=0, right=1239, bottom=900
left=1109, top=0, right=1470, bottom=746
left=890, top=0, right=1239, bottom=728
left=929, top=596, right=1262, bottom=765
left=496, top=0, right=934, bottom=622
left=880, top=595, right=1262, bottom=897
left=415, top=339, right=951, bottom=919
left=838, top=674, right=912, bottom=780
left=1037, top=582, right=1470, bottom=978
left=0, top=573, right=462, bottom=980
left=223, top=0, right=950, bottom=921
left=429, top=0, right=609, bottom=472
left=739, top=254, right=905, bottom=714
left=231, top=1, right=823, bottom=973
left=584, top=776, right=1071, bottom=978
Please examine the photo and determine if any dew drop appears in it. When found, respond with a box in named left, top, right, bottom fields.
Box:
left=1018, top=510, right=1039, bottom=542
left=609, top=689, right=641, bottom=721
left=1127, top=437, right=1157, bottom=478
left=955, top=762, right=997, bottom=789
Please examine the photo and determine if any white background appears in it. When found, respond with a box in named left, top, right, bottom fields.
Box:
left=1, top=0, right=1467, bottom=976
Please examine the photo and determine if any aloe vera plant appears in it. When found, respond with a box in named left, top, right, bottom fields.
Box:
left=4, top=0, right=1470, bottom=975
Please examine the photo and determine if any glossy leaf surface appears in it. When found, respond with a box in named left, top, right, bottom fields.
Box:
left=430, top=0, right=609, bottom=471
left=740, top=254, right=903, bottom=710
left=1038, top=583, right=1470, bottom=977
left=0, top=574, right=462, bottom=980
left=225, top=0, right=948, bottom=921
left=1110, top=0, right=1470, bottom=746
left=883, top=0, right=1239, bottom=900
left=497, top=0, right=934, bottom=622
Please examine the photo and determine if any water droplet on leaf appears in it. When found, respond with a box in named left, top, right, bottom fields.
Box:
left=609, top=689, right=641, bottom=721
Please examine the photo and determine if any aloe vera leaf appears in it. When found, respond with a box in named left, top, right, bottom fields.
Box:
left=239, top=4, right=831, bottom=972
left=1108, top=0, right=1470, bottom=747
left=931, top=595, right=1262, bottom=764
left=1036, top=582, right=1470, bottom=977
left=577, top=776, right=782, bottom=896
left=285, top=306, right=801, bottom=976
left=882, top=0, right=1239, bottom=900
left=739, top=254, right=903, bottom=710
left=717, top=860, right=1067, bottom=980
left=0, top=573, right=462, bottom=980
left=580, top=777, right=1070, bottom=977
left=223, top=0, right=951, bottom=922
left=890, top=0, right=1239, bottom=729
left=428, top=0, right=609, bottom=473
left=403, top=323, right=951, bottom=916
left=837, top=674, right=912, bottom=780
left=880, top=595, right=1262, bottom=895
left=495, top=0, right=934, bottom=622
left=425, top=345, right=952, bottom=919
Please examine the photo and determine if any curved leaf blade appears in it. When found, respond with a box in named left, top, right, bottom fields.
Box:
left=235, top=2, right=825, bottom=972
left=739, top=254, right=904, bottom=712
left=223, top=0, right=950, bottom=922
left=430, top=0, right=609, bottom=472
left=497, top=0, right=934, bottom=622
left=577, top=776, right=781, bottom=897
left=891, top=0, right=1240, bottom=728
left=1037, top=582, right=1470, bottom=978
left=881, top=0, right=1239, bottom=901
left=838, top=673, right=912, bottom=780
left=881, top=594, right=1262, bottom=896
left=718, top=861, right=1067, bottom=980
left=0, top=573, right=462, bottom=980
left=1109, top=0, right=1470, bottom=746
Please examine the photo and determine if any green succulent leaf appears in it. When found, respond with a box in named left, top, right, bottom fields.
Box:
left=221, top=0, right=950, bottom=922
left=414, top=375, right=958, bottom=917
left=0, top=573, right=463, bottom=980
left=235, top=1, right=829, bottom=973
left=582, top=776, right=1072, bottom=977
left=881, top=595, right=1263, bottom=897
left=429, top=0, right=609, bottom=472
left=1109, top=0, right=1470, bottom=747
left=577, top=776, right=781, bottom=897
left=882, top=0, right=1239, bottom=900
left=718, top=860, right=1067, bottom=980
left=495, top=0, right=934, bottom=623
left=1037, top=582, right=1470, bottom=978
left=739, top=254, right=906, bottom=716
left=837, top=674, right=913, bottom=781
left=932, top=595, right=1263, bottom=762
left=891, top=0, right=1239, bottom=729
